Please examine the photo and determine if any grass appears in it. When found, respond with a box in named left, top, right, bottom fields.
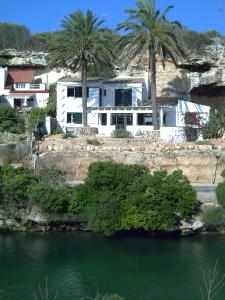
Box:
left=63, top=133, right=76, bottom=139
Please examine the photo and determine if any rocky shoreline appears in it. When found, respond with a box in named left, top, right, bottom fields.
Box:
left=0, top=212, right=224, bottom=237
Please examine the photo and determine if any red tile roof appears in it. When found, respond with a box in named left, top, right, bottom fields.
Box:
left=5, top=70, right=35, bottom=89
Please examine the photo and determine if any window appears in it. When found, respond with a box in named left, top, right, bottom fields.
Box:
left=27, top=98, right=34, bottom=108
left=101, top=113, right=107, bottom=125
left=103, top=89, right=107, bottom=96
left=67, top=87, right=89, bottom=98
left=137, top=113, right=159, bottom=125
left=138, top=113, right=152, bottom=125
left=111, top=113, right=133, bottom=126
left=115, top=89, right=132, bottom=106
left=67, top=88, right=75, bottom=97
left=75, top=87, right=82, bottom=98
left=15, top=83, right=25, bottom=89
left=67, top=113, right=82, bottom=124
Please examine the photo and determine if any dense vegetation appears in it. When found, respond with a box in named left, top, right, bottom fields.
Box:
left=202, top=170, right=225, bottom=226
left=216, top=170, right=225, bottom=209
left=0, top=20, right=224, bottom=54
left=0, top=162, right=198, bottom=236
left=202, top=109, right=225, bottom=139
left=0, top=23, right=58, bottom=51
left=0, top=106, right=25, bottom=134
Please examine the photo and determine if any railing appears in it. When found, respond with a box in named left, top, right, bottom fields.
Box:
left=13, top=83, right=46, bottom=91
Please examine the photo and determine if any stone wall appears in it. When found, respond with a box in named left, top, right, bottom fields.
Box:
left=37, top=146, right=225, bottom=184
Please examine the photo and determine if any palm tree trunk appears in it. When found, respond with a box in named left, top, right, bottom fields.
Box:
left=82, top=58, right=88, bottom=127
left=149, top=45, right=158, bottom=130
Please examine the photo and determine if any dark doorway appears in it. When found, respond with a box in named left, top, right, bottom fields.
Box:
left=14, top=99, right=22, bottom=110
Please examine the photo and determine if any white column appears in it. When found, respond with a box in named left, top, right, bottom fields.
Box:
left=107, top=112, right=111, bottom=126
left=160, top=108, right=164, bottom=128
left=133, top=111, right=138, bottom=126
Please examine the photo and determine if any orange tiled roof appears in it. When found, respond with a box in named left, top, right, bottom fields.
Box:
left=5, top=70, right=36, bottom=89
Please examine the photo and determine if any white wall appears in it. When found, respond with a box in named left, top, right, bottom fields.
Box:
left=103, top=82, right=143, bottom=107
left=176, top=100, right=210, bottom=126
left=0, top=68, right=7, bottom=91
left=34, top=69, right=77, bottom=86
left=160, top=127, right=186, bottom=143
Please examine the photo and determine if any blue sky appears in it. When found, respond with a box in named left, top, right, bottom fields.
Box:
left=0, top=0, right=225, bottom=35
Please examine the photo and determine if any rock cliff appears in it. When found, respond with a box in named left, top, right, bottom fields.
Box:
left=1, top=39, right=225, bottom=106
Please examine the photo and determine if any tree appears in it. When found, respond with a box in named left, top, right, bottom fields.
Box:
left=117, top=0, right=186, bottom=129
left=0, top=105, right=24, bottom=134
left=48, top=10, right=115, bottom=126
left=0, top=23, right=31, bottom=50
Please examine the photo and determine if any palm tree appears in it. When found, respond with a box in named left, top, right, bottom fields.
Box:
left=117, top=0, right=186, bottom=130
left=48, top=10, right=115, bottom=127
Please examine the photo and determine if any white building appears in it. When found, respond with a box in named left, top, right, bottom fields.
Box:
left=57, top=75, right=210, bottom=140
left=0, top=67, right=49, bottom=110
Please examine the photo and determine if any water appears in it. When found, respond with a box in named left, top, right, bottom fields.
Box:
left=0, top=233, right=225, bottom=300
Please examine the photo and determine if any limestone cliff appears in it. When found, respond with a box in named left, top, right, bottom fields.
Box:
left=1, top=40, right=225, bottom=107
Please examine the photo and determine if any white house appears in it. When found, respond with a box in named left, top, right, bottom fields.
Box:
left=57, top=75, right=210, bottom=140
left=0, top=67, right=49, bottom=110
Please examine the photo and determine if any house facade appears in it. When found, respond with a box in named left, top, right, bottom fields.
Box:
left=57, top=75, right=210, bottom=140
left=0, top=67, right=49, bottom=110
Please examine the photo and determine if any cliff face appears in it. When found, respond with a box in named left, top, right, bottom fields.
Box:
left=1, top=41, right=225, bottom=107
left=0, top=49, right=47, bottom=67
left=156, top=40, right=225, bottom=107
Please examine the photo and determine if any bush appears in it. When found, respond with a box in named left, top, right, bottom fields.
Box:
left=87, top=139, right=101, bottom=146
left=0, top=106, right=25, bottom=134
left=202, top=110, right=225, bottom=139
left=74, top=162, right=197, bottom=236
left=27, top=107, right=46, bottom=129
left=28, top=184, right=74, bottom=215
left=111, top=129, right=132, bottom=138
left=52, top=128, right=63, bottom=135
left=202, top=207, right=225, bottom=225
left=45, top=96, right=56, bottom=118
left=0, top=165, right=38, bottom=212
left=38, top=167, right=66, bottom=186
left=216, top=170, right=225, bottom=209
left=63, top=132, right=75, bottom=139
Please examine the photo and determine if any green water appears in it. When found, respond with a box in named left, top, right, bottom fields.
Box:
left=0, top=233, right=225, bottom=300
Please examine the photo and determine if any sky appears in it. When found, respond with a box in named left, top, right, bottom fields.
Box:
left=0, top=0, right=225, bottom=35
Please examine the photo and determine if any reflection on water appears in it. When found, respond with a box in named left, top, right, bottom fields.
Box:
left=0, top=233, right=225, bottom=300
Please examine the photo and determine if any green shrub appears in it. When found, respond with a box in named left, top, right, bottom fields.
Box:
left=202, top=110, right=225, bottom=139
left=27, top=107, right=46, bottom=129
left=38, top=167, right=66, bottom=186
left=74, top=162, right=197, bottom=236
left=52, top=128, right=63, bottom=135
left=0, top=165, right=38, bottom=212
left=29, top=184, right=75, bottom=215
left=111, top=129, right=132, bottom=138
left=216, top=184, right=225, bottom=209
left=45, top=96, right=56, bottom=118
left=0, top=106, right=25, bottom=134
left=63, top=132, right=75, bottom=139
left=87, top=139, right=101, bottom=146
left=202, top=207, right=225, bottom=225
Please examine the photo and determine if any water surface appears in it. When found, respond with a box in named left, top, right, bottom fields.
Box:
left=0, top=233, right=225, bottom=300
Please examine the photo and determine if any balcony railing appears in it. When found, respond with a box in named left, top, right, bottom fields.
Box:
left=13, top=83, right=46, bottom=91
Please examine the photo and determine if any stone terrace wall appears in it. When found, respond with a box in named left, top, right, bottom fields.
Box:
left=38, top=136, right=225, bottom=183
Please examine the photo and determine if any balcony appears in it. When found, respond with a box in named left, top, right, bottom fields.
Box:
left=13, top=83, right=46, bottom=91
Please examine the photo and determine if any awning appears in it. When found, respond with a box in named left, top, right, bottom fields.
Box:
left=10, top=93, right=35, bottom=99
